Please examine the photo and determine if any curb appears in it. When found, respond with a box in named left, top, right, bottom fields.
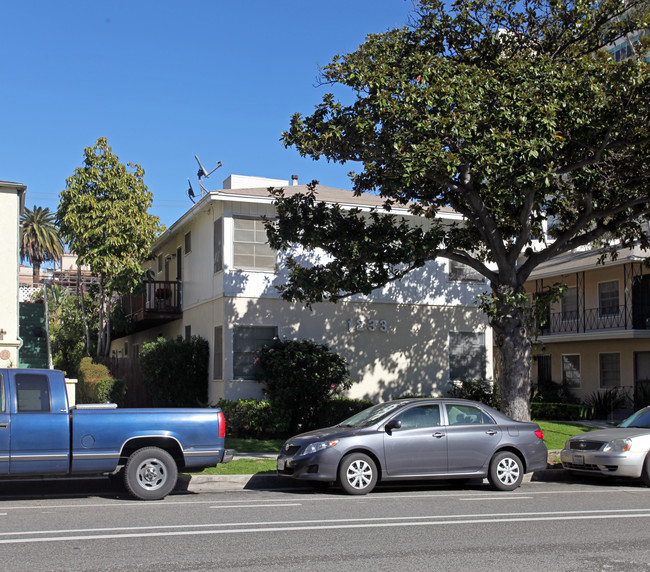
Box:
left=178, top=467, right=570, bottom=493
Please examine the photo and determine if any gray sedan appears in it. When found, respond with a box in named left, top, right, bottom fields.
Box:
left=561, top=406, right=650, bottom=484
left=276, top=398, right=548, bottom=494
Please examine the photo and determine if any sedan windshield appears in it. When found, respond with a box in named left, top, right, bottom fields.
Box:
left=619, top=408, right=650, bottom=428
left=338, top=402, right=406, bottom=428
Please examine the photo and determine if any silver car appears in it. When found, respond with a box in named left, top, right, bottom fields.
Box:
left=561, top=406, right=650, bottom=485
left=277, top=398, right=548, bottom=494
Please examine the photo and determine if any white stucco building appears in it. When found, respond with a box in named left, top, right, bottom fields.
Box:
left=0, top=181, right=26, bottom=367
left=111, top=176, right=493, bottom=404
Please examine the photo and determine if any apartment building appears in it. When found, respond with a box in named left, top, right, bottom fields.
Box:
left=111, top=175, right=493, bottom=404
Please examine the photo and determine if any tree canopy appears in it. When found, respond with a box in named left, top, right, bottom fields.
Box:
left=58, top=137, right=162, bottom=357
left=267, top=0, right=650, bottom=420
left=20, top=205, right=64, bottom=284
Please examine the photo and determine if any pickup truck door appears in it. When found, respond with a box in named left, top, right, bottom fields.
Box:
left=0, top=374, right=9, bottom=474
left=8, top=371, right=70, bottom=475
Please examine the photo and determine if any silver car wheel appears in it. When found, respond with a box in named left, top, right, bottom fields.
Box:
left=346, top=459, right=373, bottom=489
left=496, top=457, right=520, bottom=486
left=488, top=451, right=523, bottom=491
left=338, top=453, right=378, bottom=495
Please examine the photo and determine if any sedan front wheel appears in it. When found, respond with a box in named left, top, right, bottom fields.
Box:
left=488, top=451, right=523, bottom=491
left=338, top=453, right=378, bottom=495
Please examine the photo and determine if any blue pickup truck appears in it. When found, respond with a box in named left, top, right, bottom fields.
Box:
left=0, top=368, right=233, bottom=500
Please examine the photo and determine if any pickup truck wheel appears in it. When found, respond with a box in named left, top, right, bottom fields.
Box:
left=124, top=447, right=178, bottom=500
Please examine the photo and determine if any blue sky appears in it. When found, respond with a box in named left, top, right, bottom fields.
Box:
left=2, top=1, right=416, bottom=229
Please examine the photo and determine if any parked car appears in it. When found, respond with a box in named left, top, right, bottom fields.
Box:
left=276, top=398, right=548, bottom=494
left=561, top=405, right=650, bottom=485
left=0, top=368, right=233, bottom=500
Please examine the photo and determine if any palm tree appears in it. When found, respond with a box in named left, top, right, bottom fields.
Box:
left=20, top=206, right=64, bottom=284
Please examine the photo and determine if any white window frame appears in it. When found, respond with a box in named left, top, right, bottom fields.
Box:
left=233, top=217, right=276, bottom=272
left=598, top=280, right=620, bottom=317
left=232, top=325, right=277, bottom=380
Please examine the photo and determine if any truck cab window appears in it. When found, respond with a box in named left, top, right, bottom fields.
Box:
left=15, top=374, right=51, bottom=413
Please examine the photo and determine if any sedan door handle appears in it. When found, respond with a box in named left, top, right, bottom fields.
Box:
left=485, top=430, right=498, bottom=435
left=433, top=432, right=446, bottom=439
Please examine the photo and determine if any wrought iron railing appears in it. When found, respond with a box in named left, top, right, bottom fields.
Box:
left=122, top=280, right=182, bottom=321
left=540, top=304, right=650, bottom=335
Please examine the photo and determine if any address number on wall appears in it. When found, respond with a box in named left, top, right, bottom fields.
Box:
left=347, top=318, right=388, bottom=333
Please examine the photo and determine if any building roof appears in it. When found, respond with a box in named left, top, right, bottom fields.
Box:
left=529, top=245, right=649, bottom=279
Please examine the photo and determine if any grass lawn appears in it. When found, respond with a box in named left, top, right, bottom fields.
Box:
left=536, top=420, right=598, bottom=450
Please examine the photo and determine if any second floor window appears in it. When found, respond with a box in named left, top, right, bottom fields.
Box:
left=233, top=217, right=276, bottom=271
left=561, top=287, right=578, bottom=321
left=599, top=281, right=619, bottom=317
left=449, top=260, right=484, bottom=282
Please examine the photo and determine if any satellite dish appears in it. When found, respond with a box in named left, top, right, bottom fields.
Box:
left=187, top=179, right=196, bottom=203
left=195, top=155, right=222, bottom=180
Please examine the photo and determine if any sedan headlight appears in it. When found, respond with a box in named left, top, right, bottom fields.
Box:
left=602, top=438, right=632, bottom=453
left=298, top=440, right=339, bottom=457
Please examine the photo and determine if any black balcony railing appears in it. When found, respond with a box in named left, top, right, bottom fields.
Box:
left=540, top=304, right=650, bottom=335
left=121, top=280, right=182, bottom=325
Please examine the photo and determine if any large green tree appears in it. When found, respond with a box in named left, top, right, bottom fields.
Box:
left=20, top=205, right=64, bottom=284
left=267, top=0, right=650, bottom=420
left=58, top=137, right=162, bottom=358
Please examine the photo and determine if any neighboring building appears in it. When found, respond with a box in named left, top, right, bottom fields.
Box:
left=526, top=245, right=650, bottom=403
left=111, top=175, right=493, bottom=404
left=0, top=180, right=26, bottom=368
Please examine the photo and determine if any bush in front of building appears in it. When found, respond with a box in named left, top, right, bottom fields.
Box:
left=447, top=379, right=499, bottom=408
left=530, top=402, right=591, bottom=421
left=77, top=356, right=125, bottom=406
left=215, top=399, right=289, bottom=438
left=216, top=396, right=374, bottom=438
left=139, top=335, right=209, bottom=407
left=256, top=338, right=355, bottom=433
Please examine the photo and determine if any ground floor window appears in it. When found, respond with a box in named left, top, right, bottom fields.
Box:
left=562, top=354, right=581, bottom=387
left=213, top=326, right=223, bottom=380
left=449, top=332, right=485, bottom=380
left=537, top=355, right=552, bottom=384
left=635, top=351, right=650, bottom=383
left=233, top=326, right=277, bottom=379
left=599, top=353, right=621, bottom=388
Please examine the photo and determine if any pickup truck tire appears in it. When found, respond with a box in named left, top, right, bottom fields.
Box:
left=123, top=447, right=178, bottom=500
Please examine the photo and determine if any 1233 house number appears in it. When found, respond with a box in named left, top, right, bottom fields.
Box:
left=347, top=318, right=388, bottom=333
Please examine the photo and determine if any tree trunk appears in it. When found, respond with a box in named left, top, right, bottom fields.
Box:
left=77, top=267, right=91, bottom=357
left=32, top=262, right=41, bottom=286
left=490, top=283, right=533, bottom=422
left=493, top=321, right=532, bottom=421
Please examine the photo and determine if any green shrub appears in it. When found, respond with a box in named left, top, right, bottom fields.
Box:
left=215, top=399, right=289, bottom=438
left=256, top=338, right=354, bottom=433
left=77, top=357, right=125, bottom=406
left=447, top=379, right=499, bottom=408
left=532, top=379, right=579, bottom=404
left=140, top=336, right=209, bottom=407
left=531, top=402, right=591, bottom=421
left=312, top=397, right=374, bottom=427
left=582, top=387, right=629, bottom=419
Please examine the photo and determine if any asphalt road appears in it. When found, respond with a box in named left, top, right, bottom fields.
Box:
left=1, top=477, right=650, bottom=571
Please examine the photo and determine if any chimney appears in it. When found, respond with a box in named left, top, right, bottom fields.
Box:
left=291, top=175, right=299, bottom=186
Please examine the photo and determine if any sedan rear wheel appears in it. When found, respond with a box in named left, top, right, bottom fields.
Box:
left=338, top=453, right=377, bottom=495
left=488, top=451, right=523, bottom=491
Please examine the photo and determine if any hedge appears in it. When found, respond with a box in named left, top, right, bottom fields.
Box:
left=77, top=357, right=125, bottom=406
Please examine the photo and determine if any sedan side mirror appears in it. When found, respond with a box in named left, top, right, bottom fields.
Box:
left=385, top=419, right=402, bottom=434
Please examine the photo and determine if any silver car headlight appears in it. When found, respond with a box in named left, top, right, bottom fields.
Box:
left=602, top=438, right=632, bottom=453
left=298, top=440, right=339, bottom=457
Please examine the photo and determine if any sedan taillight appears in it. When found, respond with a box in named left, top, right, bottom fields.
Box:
left=534, top=430, right=544, bottom=440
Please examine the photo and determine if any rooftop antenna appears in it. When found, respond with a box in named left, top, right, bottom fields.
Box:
left=195, top=155, right=222, bottom=180
left=186, top=155, right=222, bottom=203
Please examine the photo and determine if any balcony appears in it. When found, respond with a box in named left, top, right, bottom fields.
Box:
left=540, top=304, right=650, bottom=337
left=121, top=280, right=182, bottom=330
